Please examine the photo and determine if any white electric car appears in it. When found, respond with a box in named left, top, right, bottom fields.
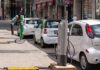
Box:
left=18, top=18, right=40, bottom=36
left=68, top=20, right=100, bottom=70
left=34, top=19, right=60, bottom=48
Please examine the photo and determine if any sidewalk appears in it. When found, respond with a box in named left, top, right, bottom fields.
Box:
left=0, top=22, right=56, bottom=69
left=0, top=19, right=11, bottom=24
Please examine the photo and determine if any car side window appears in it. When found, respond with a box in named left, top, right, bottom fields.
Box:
left=71, top=24, right=83, bottom=36
left=36, top=20, right=42, bottom=28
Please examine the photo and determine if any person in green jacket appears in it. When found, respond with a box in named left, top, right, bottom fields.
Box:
left=19, top=15, right=24, bottom=39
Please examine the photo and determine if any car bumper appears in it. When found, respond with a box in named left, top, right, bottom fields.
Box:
left=43, top=36, right=58, bottom=44
left=86, top=48, right=100, bottom=64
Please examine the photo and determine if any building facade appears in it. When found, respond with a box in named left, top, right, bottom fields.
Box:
left=1, top=0, right=100, bottom=20
left=34, top=0, right=56, bottom=19
left=1, top=0, right=34, bottom=19
left=34, top=0, right=100, bottom=20
left=0, top=0, right=2, bottom=17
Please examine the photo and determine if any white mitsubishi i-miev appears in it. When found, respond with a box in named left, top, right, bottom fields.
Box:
left=68, top=20, right=100, bottom=70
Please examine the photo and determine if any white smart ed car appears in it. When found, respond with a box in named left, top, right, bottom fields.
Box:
left=34, top=19, right=60, bottom=48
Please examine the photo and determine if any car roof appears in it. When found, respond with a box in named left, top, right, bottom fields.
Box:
left=70, top=19, right=100, bottom=25
left=24, top=18, right=40, bottom=20
left=46, top=19, right=61, bottom=22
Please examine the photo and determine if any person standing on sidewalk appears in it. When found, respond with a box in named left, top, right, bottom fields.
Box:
left=11, top=15, right=19, bottom=35
left=18, top=14, right=24, bottom=39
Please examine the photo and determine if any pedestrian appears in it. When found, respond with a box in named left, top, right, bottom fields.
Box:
left=10, top=15, right=19, bottom=35
left=72, top=15, right=77, bottom=21
left=18, top=14, right=24, bottom=39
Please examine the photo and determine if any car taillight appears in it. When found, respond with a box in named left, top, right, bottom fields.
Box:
left=86, top=24, right=94, bottom=38
left=86, top=24, right=92, bottom=32
left=44, top=28, right=47, bottom=34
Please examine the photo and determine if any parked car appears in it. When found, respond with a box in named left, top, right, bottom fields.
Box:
left=33, top=19, right=60, bottom=47
left=68, top=20, right=100, bottom=70
left=17, top=18, right=41, bottom=36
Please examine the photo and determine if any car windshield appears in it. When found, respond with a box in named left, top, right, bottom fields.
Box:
left=46, top=20, right=59, bottom=28
left=91, top=24, right=100, bottom=37
left=26, top=20, right=37, bottom=24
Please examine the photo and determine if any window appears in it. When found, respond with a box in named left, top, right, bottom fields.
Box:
left=71, top=24, right=83, bottom=36
left=95, top=0, right=100, bottom=19
left=45, top=20, right=60, bottom=28
left=82, top=0, right=92, bottom=19
left=91, top=24, right=100, bottom=37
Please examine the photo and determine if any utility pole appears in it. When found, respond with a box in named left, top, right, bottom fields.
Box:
left=57, top=0, right=68, bottom=66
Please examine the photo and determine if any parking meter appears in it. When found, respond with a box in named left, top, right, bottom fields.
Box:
left=57, top=19, right=68, bottom=66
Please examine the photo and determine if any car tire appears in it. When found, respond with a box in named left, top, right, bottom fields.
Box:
left=33, top=36, right=37, bottom=44
left=80, top=53, right=92, bottom=70
left=40, top=38, right=46, bottom=48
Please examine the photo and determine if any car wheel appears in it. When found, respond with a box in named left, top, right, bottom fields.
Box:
left=40, top=38, right=46, bottom=48
left=80, top=53, right=92, bottom=70
left=33, top=36, right=37, bottom=44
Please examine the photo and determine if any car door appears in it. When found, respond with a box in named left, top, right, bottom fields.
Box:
left=69, top=23, right=84, bottom=60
